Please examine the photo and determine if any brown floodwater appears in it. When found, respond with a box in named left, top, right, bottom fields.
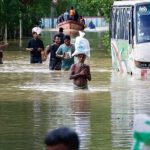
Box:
left=0, top=31, right=150, bottom=150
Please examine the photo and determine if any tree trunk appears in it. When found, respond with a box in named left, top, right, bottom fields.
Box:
left=4, top=24, right=7, bottom=43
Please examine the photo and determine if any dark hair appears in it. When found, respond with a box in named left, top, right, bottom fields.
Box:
left=32, top=32, right=37, bottom=35
left=59, top=27, right=64, bottom=32
left=53, top=34, right=60, bottom=40
left=44, top=127, right=80, bottom=150
left=64, top=35, right=71, bottom=40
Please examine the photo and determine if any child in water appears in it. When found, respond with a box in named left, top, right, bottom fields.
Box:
left=70, top=31, right=91, bottom=89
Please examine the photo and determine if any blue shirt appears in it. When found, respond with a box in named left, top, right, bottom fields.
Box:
left=56, top=43, right=75, bottom=70
left=63, top=11, right=69, bottom=21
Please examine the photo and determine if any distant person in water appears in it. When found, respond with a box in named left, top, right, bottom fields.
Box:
left=0, top=41, right=8, bottom=64
left=58, top=27, right=65, bottom=44
left=88, top=20, right=95, bottom=29
left=26, top=29, right=44, bottom=64
left=79, top=16, right=86, bottom=29
left=44, top=127, right=80, bottom=150
left=79, top=16, right=85, bottom=26
left=70, top=31, right=91, bottom=89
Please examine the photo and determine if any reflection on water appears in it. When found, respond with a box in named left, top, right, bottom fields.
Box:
left=72, top=93, right=91, bottom=149
left=0, top=31, right=112, bottom=150
left=110, top=71, right=150, bottom=150
left=2, top=31, right=150, bottom=150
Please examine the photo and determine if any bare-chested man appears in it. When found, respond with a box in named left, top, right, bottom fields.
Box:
left=69, top=53, right=91, bottom=89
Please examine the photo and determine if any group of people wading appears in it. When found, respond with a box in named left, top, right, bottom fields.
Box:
left=26, top=27, right=91, bottom=89
left=0, top=27, right=91, bottom=89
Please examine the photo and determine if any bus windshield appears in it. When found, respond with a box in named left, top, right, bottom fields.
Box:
left=136, top=4, right=150, bottom=43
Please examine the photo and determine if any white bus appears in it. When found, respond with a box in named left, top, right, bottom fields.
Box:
left=110, top=0, right=150, bottom=78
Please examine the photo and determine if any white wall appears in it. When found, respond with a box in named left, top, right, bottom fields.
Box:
left=41, top=17, right=108, bottom=29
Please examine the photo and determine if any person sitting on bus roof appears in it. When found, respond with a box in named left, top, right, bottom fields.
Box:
left=69, top=6, right=75, bottom=20
left=88, top=20, right=95, bottom=29
left=74, top=9, right=79, bottom=22
left=57, top=14, right=64, bottom=24
left=63, top=10, right=69, bottom=21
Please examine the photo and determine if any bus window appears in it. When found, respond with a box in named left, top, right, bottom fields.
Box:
left=110, top=8, right=117, bottom=39
left=136, top=4, right=150, bottom=43
left=111, top=6, right=132, bottom=41
left=116, top=9, right=121, bottom=39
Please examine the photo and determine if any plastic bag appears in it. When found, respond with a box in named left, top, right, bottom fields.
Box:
left=72, top=31, right=90, bottom=57
left=132, top=114, right=150, bottom=150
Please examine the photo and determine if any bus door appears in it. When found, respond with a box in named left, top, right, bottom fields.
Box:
left=110, top=6, right=133, bottom=73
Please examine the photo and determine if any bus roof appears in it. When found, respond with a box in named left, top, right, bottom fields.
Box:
left=113, top=0, right=150, bottom=6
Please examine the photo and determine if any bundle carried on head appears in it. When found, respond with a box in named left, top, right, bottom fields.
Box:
left=72, top=31, right=90, bottom=58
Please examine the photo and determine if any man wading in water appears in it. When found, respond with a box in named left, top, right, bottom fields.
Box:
left=70, top=53, right=91, bottom=89
left=26, top=27, right=44, bottom=64
left=70, top=31, right=91, bottom=89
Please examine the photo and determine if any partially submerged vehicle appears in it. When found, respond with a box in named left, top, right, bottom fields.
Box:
left=110, top=0, right=150, bottom=78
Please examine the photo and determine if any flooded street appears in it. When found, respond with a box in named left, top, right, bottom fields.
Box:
left=0, top=31, right=150, bottom=150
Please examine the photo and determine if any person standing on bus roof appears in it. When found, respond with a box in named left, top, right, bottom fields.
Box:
left=69, top=6, right=75, bottom=20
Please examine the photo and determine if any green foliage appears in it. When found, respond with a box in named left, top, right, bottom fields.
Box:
left=102, top=31, right=111, bottom=53
left=54, top=0, right=113, bottom=18
left=0, top=0, right=114, bottom=39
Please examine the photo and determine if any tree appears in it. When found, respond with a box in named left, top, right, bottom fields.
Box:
left=0, top=0, right=114, bottom=39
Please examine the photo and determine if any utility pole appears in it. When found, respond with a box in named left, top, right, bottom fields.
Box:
left=19, top=0, right=32, bottom=39
left=1, top=0, right=7, bottom=43
left=51, top=2, right=54, bottom=28
left=19, top=12, right=22, bottom=47
left=51, top=0, right=57, bottom=28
